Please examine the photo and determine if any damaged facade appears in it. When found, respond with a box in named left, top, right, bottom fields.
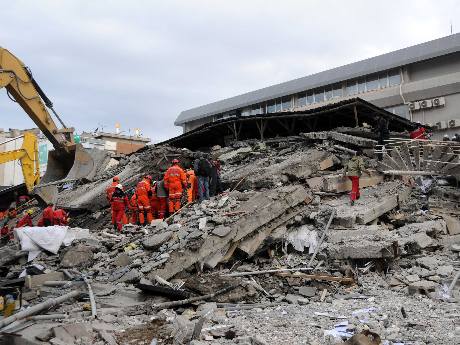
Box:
left=0, top=111, right=459, bottom=345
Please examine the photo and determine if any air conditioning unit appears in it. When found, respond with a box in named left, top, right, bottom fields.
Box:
left=419, top=99, right=432, bottom=109
left=448, top=119, right=460, bottom=128
left=435, top=121, right=447, bottom=129
left=408, top=102, right=420, bottom=111
left=432, top=97, right=445, bottom=107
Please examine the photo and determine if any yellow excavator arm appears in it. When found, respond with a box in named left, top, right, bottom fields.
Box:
left=0, top=132, right=40, bottom=193
left=0, top=47, right=74, bottom=151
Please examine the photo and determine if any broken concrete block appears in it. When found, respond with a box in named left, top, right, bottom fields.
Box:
left=212, top=225, right=232, bottom=237
left=150, top=185, right=309, bottom=280
left=113, top=253, right=132, bottom=267
left=436, top=265, right=454, bottom=277
left=318, top=156, right=335, bottom=171
left=306, top=176, right=324, bottom=191
left=443, top=215, right=460, bottom=235
left=172, top=315, right=195, bottom=344
left=327, top=227, right=398, bottom=259
left=356, top=194, right=397, bottom=224
left=61, top=245, right=94, bottom=269
left=416, top=256, right=441, bottom=270
left=284, top=294, right=303, bottom=304
left=117, top=269, right=141, bottom=283
left=405, top=274, right=420, bottom=283
left=143, top=231, right=173, bottom=250
left=198, top=217, right=207, bottom=230
left=25, top=271, right=65, bottom=289
left=298, top=286, right=317, bottom=297
left=238, top=227, right=274, bottom=257
left=408, top=280, right=438, bottom=295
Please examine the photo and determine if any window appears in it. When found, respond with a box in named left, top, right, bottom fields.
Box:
left=379, top=72, right=388, bottom=88
left=385, top=104, right=409, bottom=119
left=241, top=107, right=251, bottom=116
left=366, top=74, right=379, bottom=91
left=346, top=81, right=358, bottom=96
left=251, top=104, right=262, bottom=115
left=307, top=92, right=314, bottom=105
left=332, top=83, right=343, bottom=98
left=267, top=100, right=276, bottom=113
left=325, top=87, right=333, bottom=101
left=296, top=93, right=306, bottom=107
left=281, top=96, right=292, bottom=110
left=314, top=89, right=324, bottom=103
left=275, top=99, right=282, bottom=112
left=388, top=69, right=401, bottom=86
left=358, top=79, right=366, bottom=93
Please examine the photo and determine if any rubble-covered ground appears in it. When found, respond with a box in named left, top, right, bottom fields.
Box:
left=0, top=131, right=459, bottom=345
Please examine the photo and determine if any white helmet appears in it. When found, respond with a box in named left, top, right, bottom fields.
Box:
left=116, top=184, right=123, bottom=190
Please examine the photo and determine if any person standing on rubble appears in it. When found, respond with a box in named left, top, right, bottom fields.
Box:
left=186, top=166, right=197, bottom=203
left=136, top=175, right=154, bottom=225
left=164, top=159, right=187, bottom=213
left=376, top=116, right=389, bottom=161
left=209, top=159, right=222, bottom=197
left=194, top=153, right=212, bottom=202
left=106, top=176, right=120, bottom=202
left=110, top=184, right=128, bottom=232
left=156, top=177, right=168, bottom=219
left=150, top=180, right=160, bottom=219
left=343, top=149, right=370, bottom=206
left=128, top=192, right=139, bottom=224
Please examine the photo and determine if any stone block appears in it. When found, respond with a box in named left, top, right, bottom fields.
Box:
left=443, top=215, right=460, bottom=235
left=298, top=286, right=317, bottom=297
left=61, top=245, right=94, bottom=269
left=143, top=231, right=173, bottom=250
left=26, top=271, right=65, bottom=289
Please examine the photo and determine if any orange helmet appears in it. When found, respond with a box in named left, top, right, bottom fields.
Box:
left=113, top=176, right=120, bottom=182
left=172, top=159, right=179, bottom=164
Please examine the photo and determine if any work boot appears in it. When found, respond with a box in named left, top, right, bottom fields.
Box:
left=113, top=224, right=118, bottom=231
left=350, top=200, right=355, bottom=206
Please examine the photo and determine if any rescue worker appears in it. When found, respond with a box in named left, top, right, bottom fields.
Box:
left=209, top=159, right=222, bottom=197
left=343, top=149, right=370, bottom=206
left=16, top=209, right=34, bottom=228
left=410, top=126, right=428, bottom=140
left=39, top=203, right=55, bottom=226
left=186, top=167, right=197, bottom=203
left=136, top=175, right=153, bottom=225
left=164, top=159, right=187, bottom=213
left=17, top=194, right=30, bottom=206
left=150, top=180, right=160, bottom=219
left=156, top=178, right=168, bottom=219
left=110, top=184, right=128, bottom=231
left=7, top=207, right=17, bottom=220
left=106, top=176, right=120, bottom=202
left=54, top=208, right=69, bottom=226
left=194, top=153, right=212, bottom=202
left=128, top=192, right=139, bottom=224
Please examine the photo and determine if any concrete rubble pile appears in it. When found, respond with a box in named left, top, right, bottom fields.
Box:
left=0, top=130, right=459, bottom=345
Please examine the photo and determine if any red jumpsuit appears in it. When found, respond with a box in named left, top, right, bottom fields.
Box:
left=106, top=181, right=118, bottom=202
left=136, top=178, right=153, bottom=225
left=129, top=194, right=139, bottom=224
left=54, top=209, right=69, bottom=226
left=16, top=214, right=33, bottom=228
left=39, top=206, right=55, bottom=227
left=111, top=191, right=128, bottom=231
left=164, top=164, right=187, bottom=213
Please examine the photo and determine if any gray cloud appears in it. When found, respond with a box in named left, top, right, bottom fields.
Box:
left=1, top=0, right=459, bottom=141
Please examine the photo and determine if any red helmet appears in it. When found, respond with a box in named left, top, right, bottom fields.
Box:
left=145, top=175, right=152, bottom=180
left=113, top=176, right=120, bottom=182
left=172, top=159, right=179, bottom=164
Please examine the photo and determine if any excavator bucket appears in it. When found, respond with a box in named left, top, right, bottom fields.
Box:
left=34, top=144, right=111, bottom=204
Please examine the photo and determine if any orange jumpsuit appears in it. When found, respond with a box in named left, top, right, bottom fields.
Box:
left=129, top=194, right=139, bottom=224
left=164, top=164, right=187, bottom=213
left=136, top=178, right=153, bottom=225
left=110, top=191, right=128, bottom=232
left=186, top=169, right=197, bottom=203
left=53, top=209, right=69, bottom=226
left=106, top=181, right=118, bottom=202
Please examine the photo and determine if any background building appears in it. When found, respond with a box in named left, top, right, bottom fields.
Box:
left=176, top=33, right=460, bottom=139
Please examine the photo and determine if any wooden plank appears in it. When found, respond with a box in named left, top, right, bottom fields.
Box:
left=275, top=272, right=355, bottom=285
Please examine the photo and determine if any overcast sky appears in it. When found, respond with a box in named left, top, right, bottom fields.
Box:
left=1, top=0, right=459, bottom=142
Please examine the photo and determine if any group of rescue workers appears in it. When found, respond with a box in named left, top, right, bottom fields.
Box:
left=107, top=155, right=221, bottom=231
left=0, top=202, right=69, bottom=243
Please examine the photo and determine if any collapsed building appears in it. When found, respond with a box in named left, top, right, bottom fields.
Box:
left=0, top=99, right=459, bottom=345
